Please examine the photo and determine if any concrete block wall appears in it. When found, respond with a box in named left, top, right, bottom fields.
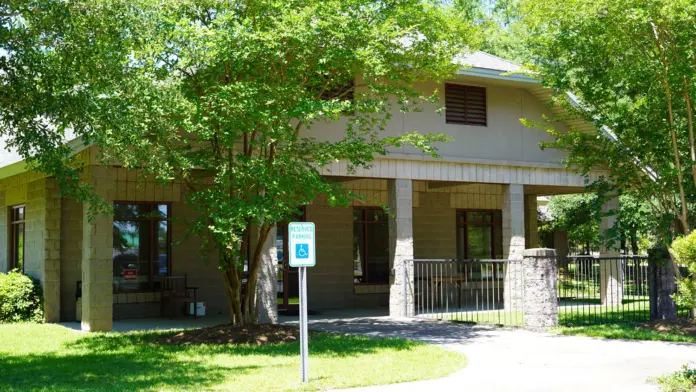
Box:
left=414, top=192, right=456, bottom=259
left=60, top=197, right=83, bottom=321
left=171, top=190, right=229, bottom=317
left=306, top=201, right=389, bottom=309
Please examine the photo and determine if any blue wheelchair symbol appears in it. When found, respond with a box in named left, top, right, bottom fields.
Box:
left=295, top=244, right=309, bottom=259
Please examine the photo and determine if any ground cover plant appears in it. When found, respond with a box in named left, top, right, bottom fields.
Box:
left=0, top=323, right=467, bottom=392
left=654, top=363, right=696, bottom=392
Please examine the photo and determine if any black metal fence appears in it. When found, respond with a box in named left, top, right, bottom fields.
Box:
left=408, top=256, right=690, bottom=328
left=556, top=256, right=650, bottom=326
left=410, top=259, right=524, bottom=326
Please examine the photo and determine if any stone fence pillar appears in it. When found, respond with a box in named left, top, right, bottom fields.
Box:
left=648, top=248, right=677, bottom=320
left=523, top=248, right=558, bottom=330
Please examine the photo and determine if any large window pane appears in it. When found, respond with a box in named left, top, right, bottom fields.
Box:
left=353, top=222, right=366, bottom=282
left=154, top=221, right=169, bottom=280
left=366, top=221, right=389, bottom=283
left=113, top=202, right=170, bottom=292
left=456, top=210, right=503, bottom=280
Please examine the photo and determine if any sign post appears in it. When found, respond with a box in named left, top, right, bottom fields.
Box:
left=288, top=222, right=315, bottom=383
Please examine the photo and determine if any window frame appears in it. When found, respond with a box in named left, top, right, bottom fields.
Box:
left=456, top=209, right=503, bottom=280
left=353, top=207, right=390, bottom=285
left=9, top=205, right=26, bottom=273
left=444, top=83, right=488, bottom=127
left=112, top=201, right=172, bottom=292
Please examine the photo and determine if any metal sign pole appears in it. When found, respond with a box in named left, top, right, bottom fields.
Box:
left=299, top=266, right=309, bottom=382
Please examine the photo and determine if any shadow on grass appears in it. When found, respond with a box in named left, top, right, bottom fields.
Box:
left=0, top=350, right=238, bottom=391
left=555, top=323, right=696, bottom=345
left=64, top=330, right=422, bottom=358
left=0, top=331, right=428, bottom=391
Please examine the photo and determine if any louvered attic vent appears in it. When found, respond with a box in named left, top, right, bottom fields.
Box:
left=445, top=84, right=487, bottom=126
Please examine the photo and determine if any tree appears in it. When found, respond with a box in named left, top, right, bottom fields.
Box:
left=520, top=0, right=696, bottom=317
left=0, top=0, right=478, bottom=325
left=547, top=194, right=602, bottom=254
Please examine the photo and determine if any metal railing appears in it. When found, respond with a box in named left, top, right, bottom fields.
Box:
left=409, top=259, right=524, bottom=326
left=557, top=256, right=650, bottom=326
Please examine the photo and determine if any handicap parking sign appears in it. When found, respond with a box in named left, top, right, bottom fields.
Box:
left=289, top=222, right=315, bottom=267
left=296, top=244, right=309, bottom=259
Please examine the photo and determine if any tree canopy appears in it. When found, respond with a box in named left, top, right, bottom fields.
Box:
left=0, top=0, right=478, bottom=324
left=520, top=0, right=696, bottom=313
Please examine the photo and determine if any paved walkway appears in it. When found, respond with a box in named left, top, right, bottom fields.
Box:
left=286, top=315, right=696, bottom=392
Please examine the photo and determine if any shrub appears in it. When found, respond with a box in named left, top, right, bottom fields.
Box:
left=670, top=234, right=696, bottom=310
left=0, top=270, right=44, bottom=323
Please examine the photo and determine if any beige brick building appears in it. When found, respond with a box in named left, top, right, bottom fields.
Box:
left=0, top=52, right=613, bottom=331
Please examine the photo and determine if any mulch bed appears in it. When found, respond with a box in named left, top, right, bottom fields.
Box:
left=640, top=318, right=696, bottom=336
left=156, top=324, right=300, bottom=346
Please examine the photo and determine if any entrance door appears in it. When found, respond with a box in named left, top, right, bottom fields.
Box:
left=277, top=208, right=306, bottom=312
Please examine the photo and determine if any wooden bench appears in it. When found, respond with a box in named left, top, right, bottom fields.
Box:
left=161, top=275, right=199, bottom=318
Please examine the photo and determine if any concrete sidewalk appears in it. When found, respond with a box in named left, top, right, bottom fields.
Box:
left=290, top=315, right=695, bottom=392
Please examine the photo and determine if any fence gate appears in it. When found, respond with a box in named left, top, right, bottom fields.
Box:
left=556, top=256, right=652, bottom=326
left=410, top=259, right=524, bottom=327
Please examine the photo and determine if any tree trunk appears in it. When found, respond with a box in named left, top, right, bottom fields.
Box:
left=218, top=224, right=274, bottom=326
left=630, top=235, right=639, bottom=255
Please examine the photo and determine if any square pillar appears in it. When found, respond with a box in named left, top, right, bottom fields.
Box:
left=524, top=195, right=539, bottom=249
left=503, top=185, right=526, bottom=311
left=523, top=248, right=558, bottom=330
left=599, top=197, right=623, bottom=306
left=81, top=166, right=114, bottom=332
left=388, top=179, right=414, bottom=317
left=41, top=178, right=62, bottom=322
left=257, top=225, right=278, bottom=324
left=502, top=184, right=526, bottom=260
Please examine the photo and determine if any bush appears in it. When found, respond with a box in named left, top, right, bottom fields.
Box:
left=670, top=234, right=696, bottom=310
left=0, top=270, right=44, bottom=323
left=655, top=363, right=696, bottom=392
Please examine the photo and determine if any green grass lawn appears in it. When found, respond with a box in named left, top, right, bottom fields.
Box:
left=0, top=323, right=466, bottom=392
left=555, top=323, right=696, bottom=343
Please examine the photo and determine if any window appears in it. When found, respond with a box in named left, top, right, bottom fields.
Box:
left=9, top=205, right=25, bottom=272
left=456, top=210, right=503, bottom=279
left=353, top=208, right=389, bottom=284
left=445, top=84, right=487, bottom=126
left=112, top=202, right=171, bottom=292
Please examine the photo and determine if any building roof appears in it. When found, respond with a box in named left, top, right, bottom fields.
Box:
left=458, top=51, right=521, bottom=72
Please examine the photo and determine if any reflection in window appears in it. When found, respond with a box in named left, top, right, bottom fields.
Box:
left=353, top=208, right=389, bottom=284
left=456, top=210, right=503, bottom=280
left=113, top=203, right=170, bottom=292
left=9, top=205, right=25, bottom=272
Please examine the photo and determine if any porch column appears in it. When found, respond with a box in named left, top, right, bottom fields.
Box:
left=81, top=166, right=114, bottom=332
left=503, top=184, right=526, bottom=259
left=257, top=225, right=279, bottom=324
left=388, top=179, right=414, bottom=317
left=503, top=184, right=525, bottom=311
left=600, top=197, right=623, bottom=306
left=524, top=195, right=539, bottom=249
left=34, top=178, right=62, bottom=322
